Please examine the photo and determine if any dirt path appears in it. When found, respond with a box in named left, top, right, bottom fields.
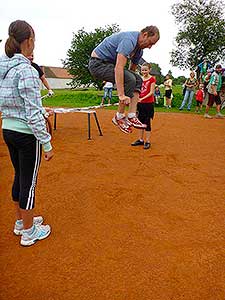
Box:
left=0, top=110, right=225, bottom=300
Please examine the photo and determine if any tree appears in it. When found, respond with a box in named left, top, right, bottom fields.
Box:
left=170, top=0, right=225, bottom=70
left=173, top=76, right=187, bottom=85
left=64, top=24, right=120, bottom=89
left=150, top=62, right=164, bottom=84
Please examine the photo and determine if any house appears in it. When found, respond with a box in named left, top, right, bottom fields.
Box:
left=138, top=58, right=161, bottom=76
left=40, top=66, right=73, bottom=89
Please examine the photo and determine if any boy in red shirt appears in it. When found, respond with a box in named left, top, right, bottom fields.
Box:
left=195, top=84, right=204, bottom=113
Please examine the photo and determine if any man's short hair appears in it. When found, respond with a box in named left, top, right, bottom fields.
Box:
left=141, top=26, right=160, bottom=38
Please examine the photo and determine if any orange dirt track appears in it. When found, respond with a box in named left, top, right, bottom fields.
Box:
left=0, top=110, right=225, bottom=300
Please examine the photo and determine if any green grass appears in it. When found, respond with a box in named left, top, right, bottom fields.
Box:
left=41, top=87, right=217, bottom=115
left=41, top=89, right=118, bottom=108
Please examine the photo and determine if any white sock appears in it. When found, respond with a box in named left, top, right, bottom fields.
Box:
left=116, top=112, right=125, bottom=120
left=128, top=113, right=136, bottom=118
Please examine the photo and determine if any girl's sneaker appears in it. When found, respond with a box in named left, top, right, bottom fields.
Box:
left=20, top=224, right=51, bottom=246
left=14, top=216, right=44, bottom=235
left=131, top=139, right=144, bottom=146
left=144, top=142, right=151, bottom=149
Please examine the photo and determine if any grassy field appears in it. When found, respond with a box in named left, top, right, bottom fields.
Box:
left=41, top=87, right=215, bottom=115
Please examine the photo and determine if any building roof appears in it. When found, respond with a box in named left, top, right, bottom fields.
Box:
left=138, top=58, right=161, bottom=76
left=42, top=66, right=73, bottom=79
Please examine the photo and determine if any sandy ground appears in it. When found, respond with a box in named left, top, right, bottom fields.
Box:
left=0, top=109, right=225, bottom=300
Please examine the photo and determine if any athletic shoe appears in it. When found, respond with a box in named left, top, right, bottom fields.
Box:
left=131, top=139, right=144, bottom=146
left=20, top=224, right=51, bottom=246
left=204, top=113, right=213, bottom=119
left=127, top=117, right=147, bottom=129
left=215, top=112, right=224, bottom=118
left=112, top=115, right=132, bottom=134
left=144, top=142, right=151, bottom=150
left=14, top=216, right=44, bottom=236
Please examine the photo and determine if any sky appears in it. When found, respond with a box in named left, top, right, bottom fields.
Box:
left=0, top=0, right=190, bottom=78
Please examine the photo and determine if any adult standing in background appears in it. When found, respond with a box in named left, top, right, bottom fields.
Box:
left=88, top=26, right=160, bottom=134
left=179, top=71, right=198, bottom=111
left=197, top=58, right=211, bottom=83
left=204, top=64, right=224, bottom=119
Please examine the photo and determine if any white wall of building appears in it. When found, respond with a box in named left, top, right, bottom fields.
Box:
left=41, top=78, right=72, bottom=90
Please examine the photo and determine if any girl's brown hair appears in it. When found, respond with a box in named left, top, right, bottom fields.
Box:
left=142, top=62, right=151, bottom=69
left=5, top=20, right=34, bottom=58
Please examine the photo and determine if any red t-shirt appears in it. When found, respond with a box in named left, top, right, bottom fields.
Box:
left=139, top=76, right=156, bottom=103
left=195, top=89, right=204, bottom=102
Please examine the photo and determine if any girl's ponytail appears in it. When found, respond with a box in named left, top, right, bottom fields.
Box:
left=5, top=20, right=34, bottom=58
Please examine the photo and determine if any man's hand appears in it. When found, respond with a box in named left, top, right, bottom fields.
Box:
left=119, top=95, right=130, bottom=105
left=45, top=107, right=54, bottom=116
left=48, top=89, right=54, bottom=96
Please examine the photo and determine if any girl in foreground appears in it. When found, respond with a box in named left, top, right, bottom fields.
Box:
left=0, top=20, right=53, bottom=246
left=131, top=63, right=156, bottom=149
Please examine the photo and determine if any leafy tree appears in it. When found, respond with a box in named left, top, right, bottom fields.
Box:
left=149, top=62, right=164, bottom=84
left=170, top=0, right=225, bottom=70
left=64, top=24, right=120, bottom=89
left=173, top=76, right=187, bottom=85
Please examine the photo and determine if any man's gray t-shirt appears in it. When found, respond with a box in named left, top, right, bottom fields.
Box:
left=93, top=31, right=143, bottom=65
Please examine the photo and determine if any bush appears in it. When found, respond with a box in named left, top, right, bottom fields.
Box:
left=171, top=93, right=183, bottom=108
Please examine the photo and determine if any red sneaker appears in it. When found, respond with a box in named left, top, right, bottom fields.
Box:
left=112, top=115, right=132, bottom=134
left=127, top=117, right=147, bottom=129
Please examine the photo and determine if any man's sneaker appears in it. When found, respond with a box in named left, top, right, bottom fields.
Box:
left=204, top=113, right=213, bottom=119
left=112, top=115, right=132, bottom=134
left=215, top=112, right=224, bottom=118
left=144, top=142, right=151, bottom=150
left=127, top=117, right=147, bottom=129
left=14, top=216, right=44, bottom=236
left=131, top=139, right=144, bottom=146
left=21, top=224, right=51, bottom=246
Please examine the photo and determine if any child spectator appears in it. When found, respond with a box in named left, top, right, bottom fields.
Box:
left=164, top=74, right=173, bottom=108
left=195, top=84, right=204, bottom=113
left=154, top=85, right=160, bottom=104
left=27, top=53, right=54, bottom=96
left=101, top=81, right=113, bottom=105
left=131, top=62, right=156, bottom=150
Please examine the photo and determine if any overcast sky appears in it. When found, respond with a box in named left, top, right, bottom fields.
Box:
left=0, top=0, right=190, bottom=77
